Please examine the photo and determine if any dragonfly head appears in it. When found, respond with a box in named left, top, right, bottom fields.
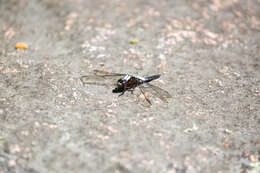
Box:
left=112, top=79, right=125, bottom=93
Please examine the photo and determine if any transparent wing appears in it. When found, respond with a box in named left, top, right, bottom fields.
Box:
left=92, top=70, right=126, bottom=77
left=139, top=83, right=172, bottom=102
left=139, top=86, right=152, bottom=105
left=80, top=70, right=125, bottom=86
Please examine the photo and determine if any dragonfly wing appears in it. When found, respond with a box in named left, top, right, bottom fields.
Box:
left=139, top=87, right=152, bottom=105
left=80, top=75, right=110, bottom=86
left=140, top=83, right=172, bottom=102
left=93, top=70, right=126, bottom=77
left=80, top=70, right=126, bottom=86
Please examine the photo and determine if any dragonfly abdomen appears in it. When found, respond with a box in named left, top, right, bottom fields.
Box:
left=143, top=74, right=161, bottom=83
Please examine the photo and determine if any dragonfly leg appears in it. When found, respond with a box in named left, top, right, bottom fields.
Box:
left=118, top=84, right=128, bottom=97
left=128, top=89, right=134, bottom=94
left=118, top=91, right=125, bottom=97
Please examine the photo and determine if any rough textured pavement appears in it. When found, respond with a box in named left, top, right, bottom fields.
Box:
left=0, top=0, right=260, bottom=173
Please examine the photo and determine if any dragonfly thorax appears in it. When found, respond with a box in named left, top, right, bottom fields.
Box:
left=112, top=75, right=141, bottom=93
left=117, top=75, right=133, bottom=85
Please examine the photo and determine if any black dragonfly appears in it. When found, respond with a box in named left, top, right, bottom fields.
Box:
left=80, top=70, right=171, bottom=105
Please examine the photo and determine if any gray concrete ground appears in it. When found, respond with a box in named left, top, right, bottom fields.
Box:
left=0, top=0, right=260, bottom=172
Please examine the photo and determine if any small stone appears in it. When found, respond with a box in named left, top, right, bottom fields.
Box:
left=8, top=160, right=16, bottom=167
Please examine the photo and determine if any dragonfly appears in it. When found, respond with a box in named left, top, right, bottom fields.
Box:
left=80, top=70, right=172, bottom=105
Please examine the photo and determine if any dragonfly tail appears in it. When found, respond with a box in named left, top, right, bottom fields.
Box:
left=144, top=74, right=161, bottom=83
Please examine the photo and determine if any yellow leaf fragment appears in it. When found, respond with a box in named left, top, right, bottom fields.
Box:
left=15, top=42, right=28, bottom=49
left=130, top=39, right=138, bottom=44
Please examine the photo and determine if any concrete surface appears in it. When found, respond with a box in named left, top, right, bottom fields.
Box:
left=0, top=0, right=260, bottom=172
